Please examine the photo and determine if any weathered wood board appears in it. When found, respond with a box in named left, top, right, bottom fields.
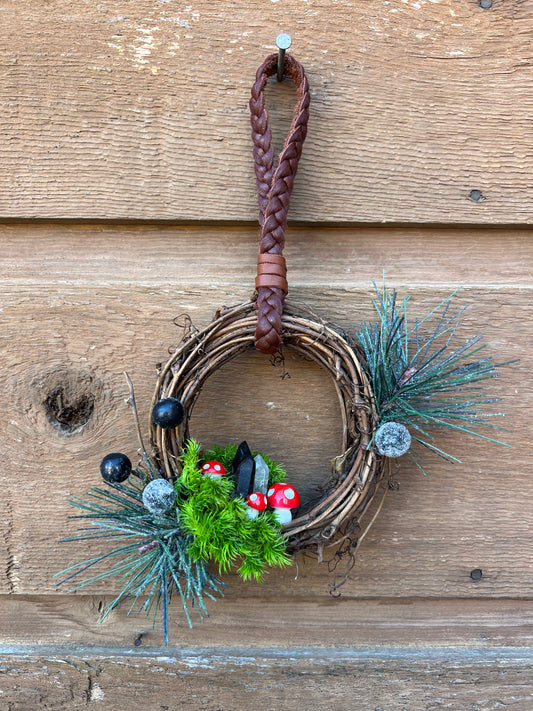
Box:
left=1, top=597, right=532, bottom=648
left=0, top=0, right=532, bottom=223
left=1, top=0, right=533, bottom=706
left=0, top=225, right=530, bottom=603
left=1, top=597, right=532, bottom=709
left=0, top=645, right=532, bottom=711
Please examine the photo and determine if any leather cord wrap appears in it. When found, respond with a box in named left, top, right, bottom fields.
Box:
left=255, top=253, right=288, bottom=293
left=249, top=52, right=310, bottom=354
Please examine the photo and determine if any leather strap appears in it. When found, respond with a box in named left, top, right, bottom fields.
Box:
left=249, top=52, right=310, bottom=354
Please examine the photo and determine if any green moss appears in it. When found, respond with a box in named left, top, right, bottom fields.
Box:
left=176, top=440, right=291, bottom=581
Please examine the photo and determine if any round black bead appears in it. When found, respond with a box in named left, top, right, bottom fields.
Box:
left=100, top=452, right=132, bottom=483
left=152, top=397, right=185, bottom=429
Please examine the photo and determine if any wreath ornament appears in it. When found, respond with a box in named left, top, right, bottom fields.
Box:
left=57, top=49, right=509, bottom=643
left=150, top=51, right=383, bottom=557
left=151, top=298, right=382, bottom=556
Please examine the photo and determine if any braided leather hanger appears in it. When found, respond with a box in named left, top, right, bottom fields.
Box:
left=249, top=51, right=310, bottom=354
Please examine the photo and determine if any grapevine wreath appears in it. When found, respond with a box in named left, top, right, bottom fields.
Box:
left=58, top=48, right=510, bottom=643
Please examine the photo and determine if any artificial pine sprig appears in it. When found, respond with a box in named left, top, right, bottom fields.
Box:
left=55, top=467, right=225, bottom=643
left=57, top=439, right=292, bottom=641
left=356, top=280, right=511, bottom=471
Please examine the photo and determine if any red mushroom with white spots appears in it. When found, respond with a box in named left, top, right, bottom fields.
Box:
left=201, top=460, right=227, bottom=480
left=245, top=492, right=267, bottom=520
left=266, top=483, right=300, bottom=524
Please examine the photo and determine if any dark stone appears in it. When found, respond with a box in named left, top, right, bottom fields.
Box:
left=236, top=458, right=255, bottom=498
left=232, top=441, right=252, bottom=471
left=100, top=452, right=132, bottom=483
left=232, top=441, right=256, bottom=497
left=152, top=398, right=185, bottom=429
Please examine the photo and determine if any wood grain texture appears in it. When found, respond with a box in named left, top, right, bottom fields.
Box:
left=2, top=598, right=530, bottom=710
left=1, top=647, right=532, bottom=711
left=1, top=1, right=532, bottom=223
left=0, top=225, right=530, bottom=603
left=2, top=1, right=532, bottom=698
left=1, top=596, right=532, bottom=648
left=0, top=224, right=531, bottom=288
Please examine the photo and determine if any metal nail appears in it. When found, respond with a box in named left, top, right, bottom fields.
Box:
left=276, top=33, right=292, bottom=82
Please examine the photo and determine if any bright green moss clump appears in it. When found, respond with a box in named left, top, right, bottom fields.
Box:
left=176, top=440, right=291, bottom=581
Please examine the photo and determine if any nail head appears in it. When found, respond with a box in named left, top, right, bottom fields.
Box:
left=276, top=33, right=292, bottom=51
left=480, top=0, right=493, bottom=8
left=470, top=568, right=483, bottom=582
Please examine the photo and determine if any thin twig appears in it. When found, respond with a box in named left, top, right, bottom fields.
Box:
left=124, top=371, right=152, bottom=471
left=356, top=464, right=390, bottom=547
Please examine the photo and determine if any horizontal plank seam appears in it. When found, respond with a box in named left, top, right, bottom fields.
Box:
left=0, top=644, right=532, bottom=664
left=1, top=280, right=531, bottom=290
left=0, top=218, right=532, bottom=230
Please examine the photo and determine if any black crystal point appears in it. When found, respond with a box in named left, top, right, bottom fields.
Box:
left=232, top=441, right=256, bottom=498
left=152, top=397, right=185, bottom=429
left=100, top=452, right=132, bottom=483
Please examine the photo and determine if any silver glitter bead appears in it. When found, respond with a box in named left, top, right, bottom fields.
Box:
left=375, top=422, right=412, bottom=457
left=142, top=479, right=176, bottom=514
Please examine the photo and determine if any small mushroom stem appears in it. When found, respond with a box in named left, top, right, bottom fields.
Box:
left=272, top=508, right=292, bottom=525
left=245, top=507, right=260, bottom=520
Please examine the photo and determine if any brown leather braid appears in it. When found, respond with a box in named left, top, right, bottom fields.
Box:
left=249, top=52, right=310, bottom=354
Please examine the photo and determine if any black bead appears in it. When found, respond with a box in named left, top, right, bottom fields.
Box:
left=152, top=398, right=185, bottom=429
left=100, top=452, right=132, bottom=483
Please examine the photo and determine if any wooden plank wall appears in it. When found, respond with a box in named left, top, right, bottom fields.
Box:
left=1, top=1, right=532, bottom=709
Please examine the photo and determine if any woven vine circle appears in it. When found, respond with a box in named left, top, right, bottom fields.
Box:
left=150, top=299, right=384, bottom=555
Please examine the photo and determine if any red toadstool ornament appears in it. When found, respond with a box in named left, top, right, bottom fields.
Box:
left=201, top=460, right=227, bottom=480
left=266, top=483, right=300, bottom=524
left=245, top=492, right=267, bottom=520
